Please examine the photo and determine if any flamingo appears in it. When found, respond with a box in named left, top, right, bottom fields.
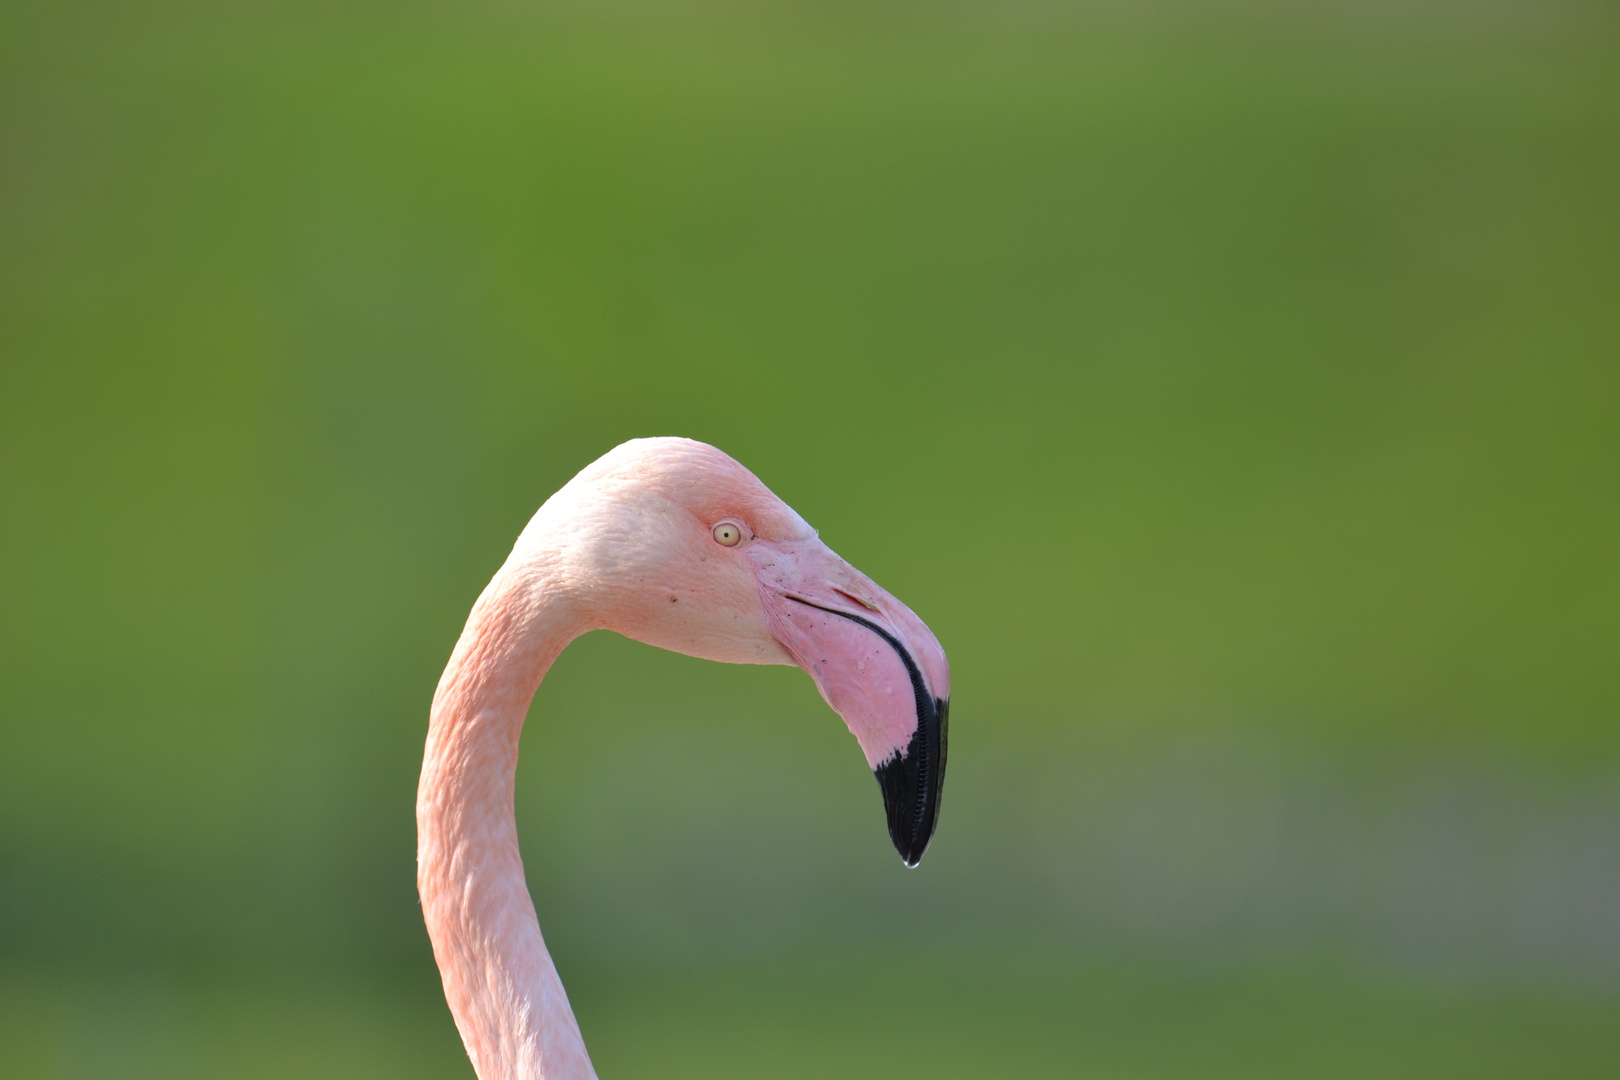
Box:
left=417, top=437, right=951, bottom=1079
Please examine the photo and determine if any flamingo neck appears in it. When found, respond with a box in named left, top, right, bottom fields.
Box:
left=417, top=555, right=597, bottom=1080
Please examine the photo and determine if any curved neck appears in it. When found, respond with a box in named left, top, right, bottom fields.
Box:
left=417, top=555, right=597, bottom=1080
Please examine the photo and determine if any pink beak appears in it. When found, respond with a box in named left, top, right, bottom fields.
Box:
left=747, top=537, right=951, bottom=867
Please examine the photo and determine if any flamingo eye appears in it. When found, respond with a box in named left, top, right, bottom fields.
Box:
left=712, top=522, right=743, bottom=547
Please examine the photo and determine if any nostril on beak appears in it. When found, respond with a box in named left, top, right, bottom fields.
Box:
left=832, top=587, right=880, bottom=613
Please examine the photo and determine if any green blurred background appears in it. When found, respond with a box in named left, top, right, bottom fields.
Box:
left=2, top=1, right=1618, bottom=1076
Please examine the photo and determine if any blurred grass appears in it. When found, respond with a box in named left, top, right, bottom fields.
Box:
left=2, top=1, right=1618, bottom=1076
left=576, top=955, right=1620, bottom=1080
left=5, top=955, right=1620, bottom=1079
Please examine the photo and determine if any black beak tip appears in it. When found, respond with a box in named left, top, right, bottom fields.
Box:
left=874, top=695, right=949, bottom=867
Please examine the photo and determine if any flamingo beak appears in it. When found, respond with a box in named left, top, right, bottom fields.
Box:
left=746, top=538, right=951, bottom=867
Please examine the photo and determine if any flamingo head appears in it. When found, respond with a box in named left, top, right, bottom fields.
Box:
left=527, top=437, right=951, bottom=867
